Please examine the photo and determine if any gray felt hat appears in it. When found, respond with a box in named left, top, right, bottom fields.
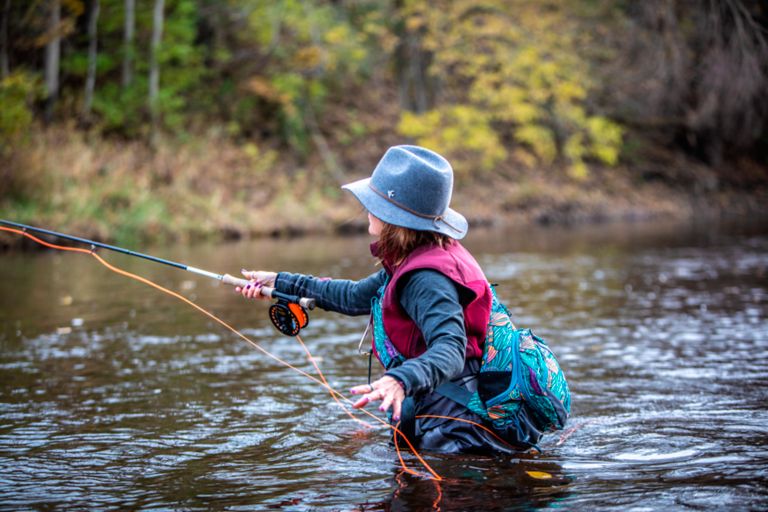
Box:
left=342, top=145, right=468, bottom=239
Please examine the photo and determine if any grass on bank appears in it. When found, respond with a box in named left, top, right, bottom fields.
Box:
left=3, top=124, right=760, bottom=249
left=1, top=125, right=363, bottom=246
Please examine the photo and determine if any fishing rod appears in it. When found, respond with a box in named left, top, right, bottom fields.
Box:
left=0, top=219, right=315, bottom=335
left=0, top=219, right=445, bottom=480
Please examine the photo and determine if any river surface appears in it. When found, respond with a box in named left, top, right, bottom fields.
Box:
left=1, top=219, right=767, bottom=511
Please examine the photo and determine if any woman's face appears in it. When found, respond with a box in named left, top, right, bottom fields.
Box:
left=368, top=212, right=384, bottom=237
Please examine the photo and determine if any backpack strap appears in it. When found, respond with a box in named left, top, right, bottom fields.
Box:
left=435, top=381, right=474, bottom=408
left=397, top=396, right=417, bottom=444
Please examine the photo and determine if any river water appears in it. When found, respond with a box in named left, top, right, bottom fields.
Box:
left=1, top=219, right=767, bottom=510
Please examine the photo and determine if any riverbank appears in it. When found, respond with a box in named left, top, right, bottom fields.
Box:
left=1, top=126, right=767, bottom=249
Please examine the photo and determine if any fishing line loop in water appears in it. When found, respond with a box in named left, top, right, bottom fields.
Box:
left=0, top=225, right=444, bottom=481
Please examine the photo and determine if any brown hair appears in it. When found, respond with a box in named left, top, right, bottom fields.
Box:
left=377, top=222, right=453, bottom=268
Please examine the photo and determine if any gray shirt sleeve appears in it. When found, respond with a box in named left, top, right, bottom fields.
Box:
left=384, top=269, right=468, bottom=396
left=275, top=268, right=387, bottom=316
left=276, top=267, right=469, bottom=397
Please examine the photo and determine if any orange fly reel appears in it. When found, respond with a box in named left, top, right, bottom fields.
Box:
left=269, top=300, right=309, bottom=336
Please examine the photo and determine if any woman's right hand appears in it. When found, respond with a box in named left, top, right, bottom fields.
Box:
left=236, top=270, right=277, bottom=300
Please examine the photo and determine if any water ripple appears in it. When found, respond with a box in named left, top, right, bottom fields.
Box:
left=2, top=224, right=768, bottom=510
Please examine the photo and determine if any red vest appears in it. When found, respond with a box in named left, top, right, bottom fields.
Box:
left=376, top=241, right=492, bottom=360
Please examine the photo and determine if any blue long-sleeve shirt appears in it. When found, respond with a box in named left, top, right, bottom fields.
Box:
left=275, top=268, right=468, bottom=396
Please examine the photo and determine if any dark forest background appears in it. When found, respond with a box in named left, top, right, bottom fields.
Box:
left=1, top=0, right=767, bottom=243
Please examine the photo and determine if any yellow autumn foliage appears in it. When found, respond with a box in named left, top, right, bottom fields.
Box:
left=397, top=0, right=624, bottom=177
left=398, top=106, right=507, bottom=176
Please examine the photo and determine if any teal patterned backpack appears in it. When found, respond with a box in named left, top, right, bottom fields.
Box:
left=460, top=285, right=571, bottom=447
left=372, top=281, right=571, bottom=449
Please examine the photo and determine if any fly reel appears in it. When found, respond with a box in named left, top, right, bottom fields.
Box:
left=269, top=300, right=309, bottom=336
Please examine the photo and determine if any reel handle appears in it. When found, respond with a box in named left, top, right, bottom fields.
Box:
left=222, top=273, right=316, bottom=310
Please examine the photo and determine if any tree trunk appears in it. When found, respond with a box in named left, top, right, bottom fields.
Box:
left=393, top=0, right=432, bottom=113
left=44, top=0, right=61, bottom=121
left=0, top=0, right=10, bottom=79
left=409, top=35, right=428, bottom=113
left=122, top=0, right=134, bottom=88
left=149, top=0, right=164, bottom=143
left=83, top=0, right=100, bottom=119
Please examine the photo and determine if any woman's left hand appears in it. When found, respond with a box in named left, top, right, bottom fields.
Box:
left=350, top=376, right=405, bottom=422
left=236, top=270, right=277, bottom=301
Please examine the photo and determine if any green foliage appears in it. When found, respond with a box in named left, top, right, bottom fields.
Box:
left=0, top=72, right=42, bottom=200
left=59, top=0, right=209, bottom=135
left=5, top=0, right=624, bottom=174
left=92, top=81, right=146, bottom=135
left=4, top=0, right=762, bottom=242
left=0, top=72, right=39, bottom=148
left=239, top=0, right=376, bottom=155
left=5, top=1, right=632, bottom=192
left=154, top=0, right=207, bottom=129
left=396, top=0, right=624, bottom=177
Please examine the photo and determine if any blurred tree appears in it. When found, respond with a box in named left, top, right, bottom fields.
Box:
left=0, top=0, right=763, bottom=183
left=44, top=0, right=61, bottom=120
left=149, top=0, right=163, bottom=142
left=1, top=0, right=9, bottom=78
left=392, top=0, right=433, bottom=114
left=234, top=0, right=377, bottom=161
left=0, top=72, right=38, bottom=148
left=0, top=71, right=41, bottom=196
left=82, top=0, right=99, bottom=118
left=122, top=0, right=134, bottom=89
left=394, top=0, right=623, bottom=178
left=89, top=0, right=205, bottom=136
left=606, top=0, right=768, bottom=166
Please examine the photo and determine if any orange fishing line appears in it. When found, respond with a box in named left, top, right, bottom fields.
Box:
left=392, top=421, right=424, bottom=478
left=294, top=333, right=373, bottom=429
left=1, top=226, right=445, bottom=480
left=432, top=477, right=443, bottom=511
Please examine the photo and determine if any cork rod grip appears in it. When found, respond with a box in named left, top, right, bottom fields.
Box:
left=222, top=274, right=316, bottom=310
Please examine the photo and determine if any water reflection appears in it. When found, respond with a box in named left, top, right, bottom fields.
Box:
left=375, top=456, right=571, bottom=511
left=1, top=218, right=767, bottom=509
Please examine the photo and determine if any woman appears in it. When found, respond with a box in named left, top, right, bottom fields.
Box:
left=238, top=145, right=515, bottom=454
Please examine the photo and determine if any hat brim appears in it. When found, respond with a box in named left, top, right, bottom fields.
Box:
left=342, top=177, right=468, bottom=240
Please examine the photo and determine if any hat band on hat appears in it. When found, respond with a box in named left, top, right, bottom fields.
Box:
left=368, top=183, right=462, bottom=234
